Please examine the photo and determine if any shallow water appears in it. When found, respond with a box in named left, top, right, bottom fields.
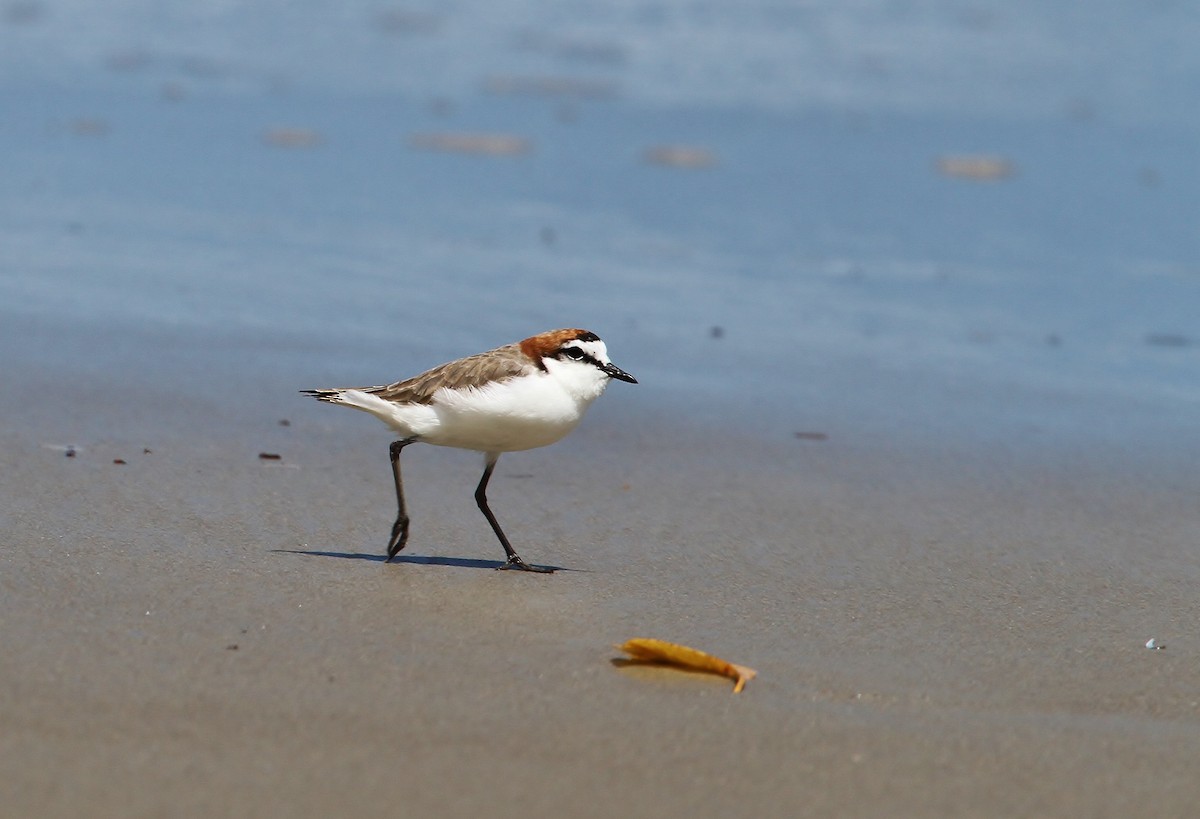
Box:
left=2, top=0, right=1198, bottom=452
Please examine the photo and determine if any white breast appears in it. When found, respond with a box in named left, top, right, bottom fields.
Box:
left=418, top=369, right=607, bottom=452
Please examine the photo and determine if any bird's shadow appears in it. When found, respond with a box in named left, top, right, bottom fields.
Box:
left=272, top=548, right=574, bottom=572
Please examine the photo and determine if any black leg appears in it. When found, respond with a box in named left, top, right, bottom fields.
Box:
left=475, top=454, right=553, bottom=573
left=385, top=439, right=414, bottom=561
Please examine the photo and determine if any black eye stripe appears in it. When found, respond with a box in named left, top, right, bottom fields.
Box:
left=557, top=346, right=603, bottom=368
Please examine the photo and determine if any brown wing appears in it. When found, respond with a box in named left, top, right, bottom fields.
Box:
left=362, top=343, right=534, bottom=405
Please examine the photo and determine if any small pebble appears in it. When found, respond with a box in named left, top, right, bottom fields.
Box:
left=1145, top=333, right=1192, bottom=349
left=643, top=144, right=717, bottom=169
left=935, top=154, right=1015, bottom=181
left=408, top=131, right=531, bottom=156
left=69, top=118, right=110, bottom=137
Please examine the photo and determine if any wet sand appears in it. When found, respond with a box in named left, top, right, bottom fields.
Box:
left=4, top=326, right=1200, bottom=817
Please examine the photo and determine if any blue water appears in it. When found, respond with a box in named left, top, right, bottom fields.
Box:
left=2, top=1, right=1198, bottom=448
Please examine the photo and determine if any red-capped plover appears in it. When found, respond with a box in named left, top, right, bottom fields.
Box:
left=302, top=329, right=637, bottom=572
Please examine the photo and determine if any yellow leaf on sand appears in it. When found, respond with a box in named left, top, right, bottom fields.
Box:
left=617, top=638, right=757, bottom=693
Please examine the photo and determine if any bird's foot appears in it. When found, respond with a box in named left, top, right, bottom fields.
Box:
left=498, top=555, right=555, bottom=573
left=385, top=516, right=409, bottom=562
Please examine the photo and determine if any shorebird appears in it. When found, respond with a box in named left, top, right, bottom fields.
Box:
left=301, top=329, right=637, bottom=572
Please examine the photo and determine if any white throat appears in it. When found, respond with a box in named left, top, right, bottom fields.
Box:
left=541, top=339, right=613, bottom=405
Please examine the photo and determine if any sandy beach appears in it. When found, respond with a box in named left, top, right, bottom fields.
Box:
left=4, top=322, right=1200, bottom=817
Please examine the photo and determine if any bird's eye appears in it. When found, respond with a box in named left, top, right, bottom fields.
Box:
left=563, top=347, right=585, bottom=360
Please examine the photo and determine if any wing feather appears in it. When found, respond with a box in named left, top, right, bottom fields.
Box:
left=363, top=343, right=534, bottom=404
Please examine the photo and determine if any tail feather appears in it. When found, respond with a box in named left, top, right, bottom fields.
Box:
left=300, top=387, right=427, bottom=439
left=299, top=388, right=348, bottom=404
